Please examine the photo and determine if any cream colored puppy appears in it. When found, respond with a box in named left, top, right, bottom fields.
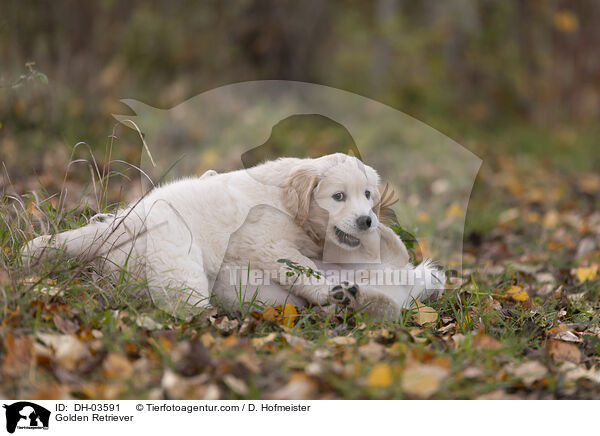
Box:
left=23, top=153, right=443, bottom=317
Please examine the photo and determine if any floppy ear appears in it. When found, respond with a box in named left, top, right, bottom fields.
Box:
left=282, top=165, right=320, bottom=225
left=374, top=183, right=399, bottom=224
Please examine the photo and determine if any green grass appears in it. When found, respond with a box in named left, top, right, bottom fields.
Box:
left=1, top=140, right=599, bottom=400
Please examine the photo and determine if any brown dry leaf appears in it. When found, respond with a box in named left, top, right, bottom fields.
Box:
left=223, top=374, right=249, bottom=396
left=161, top=370, right=211, bottom=399
left=262, top=305, right=279, bottom=321
left=2, top=334, right=34, bottom=377
left=461, top=366, right=485, bottom=379
left=438, top=322, right=456, bottom=335
left=53, top=314, right=79, bottom=335
left=328, top=336, right=356, bottom=346
left=366, top=363, right=393, bottom=387
left=200, top=332, right=216, bottom=348
left=412, top=301, right=438, bottom=326
left=266, top=372, right=316, bottom=400
left=213, top=317, right=239, bottom=335
left=505, top=360, right=547, bottom=387
left=36, top=333, right=90, bottom=370
left=547, top=339, right=582, bottom=363
left=358, top=341, right=385, bottom=363
left=172, top=340, right=211, bottom=377
left=251, top=332, right=278, bottom=348
left=563, top=363, right=600, bottom=383
left=401, top=365, right=448, bottom=398
left=473, top=328, right=502, bottom=350
left=160, top=369, right=185, bottom=398
left=102, top=353, right=133, bottom=379
left=281, top=333, right=311, bottom=348
left=235, top=352, right=260, bottom=374
left=367, top=328, right=396, bottom=344
left=549, top=330, right=582, bottom=343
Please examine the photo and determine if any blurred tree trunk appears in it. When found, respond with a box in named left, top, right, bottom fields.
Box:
left=370, top=0, right=400, bottom=94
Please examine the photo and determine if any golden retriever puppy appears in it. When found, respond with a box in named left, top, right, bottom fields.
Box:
left=22, top=153, right=444, bottom=317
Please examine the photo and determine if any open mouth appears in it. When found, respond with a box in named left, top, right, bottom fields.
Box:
left=334, top=226, right=360, bottom=247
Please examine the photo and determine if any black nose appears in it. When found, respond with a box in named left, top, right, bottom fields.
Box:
left=356, top=215, right=372, bottom=230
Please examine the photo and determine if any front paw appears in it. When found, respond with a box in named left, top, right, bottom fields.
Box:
left=328, top=281, right=359, bottom=307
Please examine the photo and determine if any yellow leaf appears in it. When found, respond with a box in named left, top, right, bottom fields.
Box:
left=263, top=304, right=299, bottom=328
left=445, top=203, right=462, bottom=218
left=543, top=210, right=560, bottom=228
left=554, top=10, right=579, bottom=33
left=367, top=363, right=392, bottom=387
left=574, top=265, right=598, bottom=283
left=506, top=285, right=529, bottom=302
left=416, top=211, right=431, bottom=223
left=281, top=303, right=298, bottom=328
left=412, top=301, right=438, bottom=326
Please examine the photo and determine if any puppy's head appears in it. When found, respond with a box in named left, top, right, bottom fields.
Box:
left=282, top=154, right=381, bottom=251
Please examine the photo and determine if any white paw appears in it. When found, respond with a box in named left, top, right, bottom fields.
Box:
left=327, top=281, right=359, bottom=307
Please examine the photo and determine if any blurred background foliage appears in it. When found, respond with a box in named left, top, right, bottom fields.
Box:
left=1, top=0, right=598, bottom=226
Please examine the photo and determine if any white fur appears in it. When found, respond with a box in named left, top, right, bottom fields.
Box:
left=22, top=153, right=444, bottom=319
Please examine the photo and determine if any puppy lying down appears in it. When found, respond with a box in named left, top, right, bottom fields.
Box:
left=23, top=153, right=445, bottom=320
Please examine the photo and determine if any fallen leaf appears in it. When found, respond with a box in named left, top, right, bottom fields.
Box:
left=401, top=365, right=448, bottom=398
left=412, top=301, right=438, bottom=326
left=548, top=330, right=582, bottom=343
left=252, top=332, right=278, bottom=348
left=573, top=265, right=598, bottom=283
left=263, top=304, right=299, bottom=328
left=223, top=374, right=249, bottom=396
left=367, top=363, right=392, bottom=387
left=2, top=334, right=34, bottom=376
left=563, top=363, right=600, bottom=383
left=328, top=336, right=356, bottom=346
left=53, top=314, right=79, bottom=334
left=505, top=360, right=547, bottom=387
left=102, top=353, right=133, bottom=379
left=506, top=285, right=529, bottom=302
left=547, top=339, right=582, bottom=363
left=282, top=333, right=311, bottom=348
left=136, top=315, right=162, bottom=330
left=358, top=341, right=385, bottom=363
left=37, top=333, right=90, bottom=371
left=266, top=372, right=316, bottom=399
left=445, top=203, right=462, bottom=218
left=172, top=340, right=211, bottom=376
left=473, top=328, right=502, bottom=350
left=281, top=303, right=298, bottom=328
left=262, top=306, right=279, bottom=321
left=213, top=317, right=239, bottom=334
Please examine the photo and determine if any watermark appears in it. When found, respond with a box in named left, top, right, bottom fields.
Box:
left=111, top=81, right=481, bottom=315
left=225, top=265, right=446, bottom=289
left=3, top=402, right=51, bottom=433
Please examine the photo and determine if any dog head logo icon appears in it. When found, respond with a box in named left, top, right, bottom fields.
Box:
left=3, top=402, right=50, bottom=433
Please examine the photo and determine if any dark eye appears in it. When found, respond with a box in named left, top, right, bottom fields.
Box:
left=365, top=190, right=371, bottom=199
left=332, top=192, right=345, bottom=201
